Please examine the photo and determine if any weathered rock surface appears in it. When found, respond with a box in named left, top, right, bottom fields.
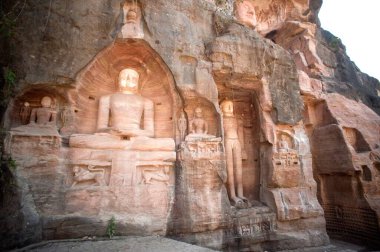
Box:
left=309, top=94, right=380, bottom=246
left=1, top=0, right=380, bottom=251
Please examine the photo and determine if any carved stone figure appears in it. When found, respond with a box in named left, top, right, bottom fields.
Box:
left=190, top=107, right=208, bottom=134
left=10, top=96, right=59, bottom=136
left=234, top=0, right=257, bottom=29
left=29, top=96, right=57, bottom=126
left=186, top=107, right=215, bottom=140
left=142, top=166, right=170, bottom=185
left=120, top=0, right=144, bottom=39
left=221, top=99, right=248, bottom=208
left=71, top=165, right=106, bottom=187
left=60, top=106, right=76, bottom=135
left=272, top=133, right=301, bottom=187
left=237, top=117, right=248, bottom=160
left=278, top=135, right=291, bottom=153
left=182, top=139, right=222, bottom=160
left=178, top=111, right=187, bottom=142
left=19, top=102, right=31, bottom=125
left=70, top=68, right=175, bottom=153
left=97, top=68, right=153, bottom=138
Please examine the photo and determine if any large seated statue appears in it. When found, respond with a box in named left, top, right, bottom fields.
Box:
left=69, top=68, right=174, bottom=152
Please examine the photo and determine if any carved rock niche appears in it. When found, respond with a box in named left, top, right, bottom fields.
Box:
left=72, top=40, right=180, bottom=139
left=184, top=97, right=220, bottom=138
left=219, top=89, right=260, bottom=202
left=270, top=130, right=301, bottom=188
left=10, top=87, right=67, bottom=130
left=343, top=127, right=371, bottom=153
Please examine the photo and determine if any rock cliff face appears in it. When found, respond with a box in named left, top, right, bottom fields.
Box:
left=0, top=0, right=379, bottom=250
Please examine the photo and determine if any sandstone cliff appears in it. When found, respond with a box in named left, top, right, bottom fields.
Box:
left=0, top=0, right=379, bottom=250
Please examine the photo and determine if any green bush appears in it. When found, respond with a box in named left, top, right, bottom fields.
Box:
left=106, top=216, right=116, bottom=238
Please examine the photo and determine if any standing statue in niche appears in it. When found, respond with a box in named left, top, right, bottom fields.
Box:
left=221, top=99, right=248, bottom=208
left=120, top=0, right=144, bottom=39
left=178, top=112, right=187, bottom=142
left=60, top=106, right=76, bottom=135
left=19, top=102, right=31, bottom=125
left=29, top=96, right=57, bottom=126
left=234, top=0, right=257, bottom=29
left=186, top=106, right=215, bottom=140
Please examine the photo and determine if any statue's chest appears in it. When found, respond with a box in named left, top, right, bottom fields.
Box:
left=193, top=119, right=205, bottom=126
left=223, top=117, right=237, bottom=129
left=110, top=94, right=144, bottom=112
left=36, top=108, right=52, bottom=118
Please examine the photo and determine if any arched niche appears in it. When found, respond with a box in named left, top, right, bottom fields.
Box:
left=343, top=127, right=371, bottom=153
left=9, top=86, right=69, bottom=129
left=276, top=130, right=297, bottom=150
left=184, top=97, right=220, bottom=137
left=72, top=39, right=181, bottom=139
left=218, top=87, right=261, bottom=201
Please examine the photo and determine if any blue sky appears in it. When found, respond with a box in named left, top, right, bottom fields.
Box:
left=319, top=0, right=380, bottom=81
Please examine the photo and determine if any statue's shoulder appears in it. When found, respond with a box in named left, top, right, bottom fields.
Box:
left=99, top=94, right=111, bottom=102
left=143, top=96, right=154, bottom=107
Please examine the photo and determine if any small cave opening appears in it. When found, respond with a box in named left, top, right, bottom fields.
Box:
left=361, top=165, right=372, bottom=182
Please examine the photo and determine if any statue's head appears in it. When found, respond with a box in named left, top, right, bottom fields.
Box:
left=24, top=102, right=30, bottom=107
left=220, top=100, right=234, bottom=116
left=234, top=0, right=257, bottom=28
left=194, top=107, right=203, bottom=118
left=123, top=0, right=141, bottom=24
left=118, top=68, right=139, bottom=94
left=41, top=96, right=52, bottom=108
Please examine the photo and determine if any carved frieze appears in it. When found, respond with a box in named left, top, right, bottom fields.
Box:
left=270, top=132, right=301, bottom=188
left=69, top=159, right=112, bottom=188
left=181, top=139, right=223, bottom=161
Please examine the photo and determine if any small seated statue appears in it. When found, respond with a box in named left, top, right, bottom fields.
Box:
left=120, top=0, right=144, bottom=39
left=29, top=96, right=57, bottom=126
left=278, top=135, right=295, bottom=153
left=185, top=107, right=215, bottom=141
left=69, top=68, right=174, bottom=152
left=11, top=96, right=59, bottom=136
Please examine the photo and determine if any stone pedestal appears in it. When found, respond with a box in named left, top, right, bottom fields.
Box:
left=169, top=138, right=230, bottom=245
left=270, top=151, right=301, bottom=188
left=66, top=139, right=176, bottom=235
left=224, top=207, right=277, bottom=250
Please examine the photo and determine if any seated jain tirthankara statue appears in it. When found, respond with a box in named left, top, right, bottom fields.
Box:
left=69, top=68, right=174, bottom=151
left=97, top=68, right=153, bottom=138
left=11, top=96, right=59, bottom=136
left=185, top=107, right=216, bottom=141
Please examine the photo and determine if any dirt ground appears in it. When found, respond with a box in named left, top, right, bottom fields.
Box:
left=11, top=237, right=380, bottom=252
